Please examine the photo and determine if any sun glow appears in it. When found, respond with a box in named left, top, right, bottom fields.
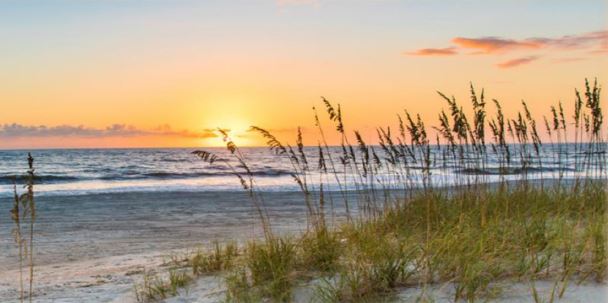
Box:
left=1, top=1, right=606, bottom=150
left=203, top=120, right=253, bottom=148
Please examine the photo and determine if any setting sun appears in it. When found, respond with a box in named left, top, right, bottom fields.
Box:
left=204, top=124, right=254, bottom=148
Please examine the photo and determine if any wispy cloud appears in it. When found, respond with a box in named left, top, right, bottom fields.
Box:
left=451, top=31, right=607, bottom=54
left=407, top=47, right=457, bottom=56
left=528, top=31, right=608, bottom=49
left=496, top=56, right=539, bottom=69
left=452, top=37, right=541, bottom=54
left=0, top=123, right=219, bottom=139
left=407, top=30, right=605, bottom=68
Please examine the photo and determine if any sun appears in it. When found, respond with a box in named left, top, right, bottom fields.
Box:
left=203, top=120, right=253, bottom=148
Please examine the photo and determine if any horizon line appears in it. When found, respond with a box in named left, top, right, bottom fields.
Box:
left=0, top=141, right=593, bottom=152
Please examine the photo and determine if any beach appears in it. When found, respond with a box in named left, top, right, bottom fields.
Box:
left=0, top=191, right=305, bottom=301
left=0, top=189, right=352, bottom=302
left=2, top=190, right=606, bottom=302
left=0, top=146, right=605, bottom=302
left=1, top=188, right=606, bottom=302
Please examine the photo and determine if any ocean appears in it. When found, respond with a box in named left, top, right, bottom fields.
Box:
left=0, top=144, right=596, bottom=197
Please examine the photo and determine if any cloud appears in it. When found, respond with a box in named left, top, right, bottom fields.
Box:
left=407, top=47, right=457, bottom=56
left=0, top=123, right=219, bottom=139
left=152, top=124, right=220, bottom=139
left=496, top=56, right=540, bottom=69
left=451, top=31, right=607, bottom=54
left=409, top=30, right=606, bottom=56
left=452, top=37, right=541, bottom=54
left=407, top=30, right=605, bottom=68
left=528, top=31, right=608, bottom=49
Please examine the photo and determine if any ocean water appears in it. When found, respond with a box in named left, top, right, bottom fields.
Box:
left=0, top=147, right=299, bottom=196
left=0, top=144, right=602, bottom=197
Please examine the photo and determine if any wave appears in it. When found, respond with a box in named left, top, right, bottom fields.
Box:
left=0, top=174, right=80, bottom=184
left=142, top=169, right=292, bottom=179
left=159, top=157, right=189, bottom=163
left=0, top=169, right=295, bottom=184
left=455, top=166, right=577, bottom=176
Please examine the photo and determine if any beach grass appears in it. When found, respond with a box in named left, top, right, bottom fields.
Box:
left=134, top=269, right=192, bottom=302
left=9, top=153, right=37, bottom=303
left=182, top=78, right=606, bottom=302
left=132, top=181, right=605, bottom=302
left=191, top=241, right=239, bottom=275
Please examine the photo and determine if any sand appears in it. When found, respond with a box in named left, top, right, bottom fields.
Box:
left=0, top=191, right=337, bottom=302
left=1, top=188, right=606, bottom=302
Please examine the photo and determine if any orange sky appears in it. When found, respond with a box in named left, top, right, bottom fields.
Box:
left=0, top=1, right=606, bottom=149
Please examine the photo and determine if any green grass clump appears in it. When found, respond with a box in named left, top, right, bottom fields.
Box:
left=247, top=238, right=297, bottom=302
left=191, top=241, right=238, bottom=275
left=306, top=183, right=606, bottom=302
left=298, top=226, right=343, bottom=273
left=133, top=242, right=238, bottom=302
left=222, top=237, right=298, bottom=302
left=225, top=269, right=263, bottom=303
left=134, top=270, right=192, bottom=302
left=216, top=183, right=605, bottom=302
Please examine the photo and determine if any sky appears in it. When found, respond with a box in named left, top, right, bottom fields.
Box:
left=0, top=0, right=606, bottom=149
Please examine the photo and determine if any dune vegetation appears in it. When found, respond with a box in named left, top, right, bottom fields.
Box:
left=129, top=79, right=607, bottom=302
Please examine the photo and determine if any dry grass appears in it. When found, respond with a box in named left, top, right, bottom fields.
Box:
left=9, top=153, right=37, bottom=303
